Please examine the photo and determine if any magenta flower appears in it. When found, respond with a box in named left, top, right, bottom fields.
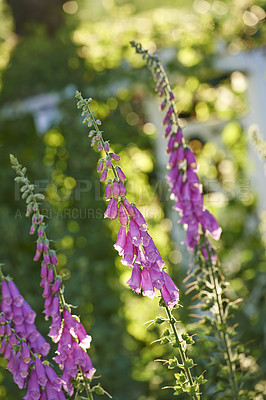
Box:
left=161, top=271, right=179, bottom=307
left=97, top=160, right=104, bottom=172
left=119, top=181, right=127, bottom=197
left=126, top=264, right=141, bottom=293
left=104, top=197, right=118, bottom=220
left=114, top=226, right=126, bottom=255
left=118, top=204, right=128, bottom=227
left=100, top=168, right=108, bottom=182
left=110, top=153, right=120, bottom=161
left=105, top=181, right=112, bottom=199
left=112, top=180, right=120, bottom=197
left=116, top=167, right=126, bottom=182
left=141, top=268, right=155, bottom=299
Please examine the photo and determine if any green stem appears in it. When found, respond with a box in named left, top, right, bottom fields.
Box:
left=164, top=305, right=200, bottom=400
left=79, top=365, right=94, bottom=400
left=207, top=261, right=239, bottom=399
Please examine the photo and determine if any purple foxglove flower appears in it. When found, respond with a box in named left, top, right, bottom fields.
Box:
left=8, top=280, right=24, bottom=307
left=38, top=215, right=44, bottom=223
left=40, top=277, right=46, bottom=288
left=106, top=157, right=113, bottom=168
left=104, top=142, right=109, bottom=152
left=168, top=150, right=178, bottom=167
left=40, top=263, right=47, bottom=278
left=25, top=206, right=32, bottom=217
left=76, top=327, right=92, bottom=350
left=3, top=340, right=12, bottom=360
left=25, top=369, right=40, bottom=399
left=47, top=267, right=54, bottom=282
left=149, top=265, right=164, bottom=290
left=21, top=341, right=31, bottom=363
left=33, top=250, right=41, bottom=261
left=105, top=181, right=112, bottom=199
left=52, top=278, right=61, bottom=294
left=121, top=232, right=134, bottom=266
left=38, top=226, right=44, bottom=237
left=112, top=180, right=120, bottom=197
left=90, top=136, right=96, bottom=146
left=129, top=218, right=141, bottom=246
left=1, top=280, right=12, bottom=306
left=44, top=364, right=63, bottom=391
left=43, top=240, right=49, bottom=252
left=141, top=268, right=155, bottom=299
left=19, top=357, right=29, bottom=379
left=50, top=251, right=58, bottom=266
left=36, top=240, right=43, bottom=252
left=165, top=123, right=172, bottom=138
left=123, top=199, right=134, bottom=216
left=0, top=325, right=4, bottom=337
left=32, top=334, right=50, bottom=357
left=118, top=204, right=128, bottom=227
left=140, top=230, right=151, bottom=247
left=64, top=354, right=78, bottom=377
left=57, top=326, right=73, bottom=356
left=98, top=142, right=103, bottom=151
left=0, top=337, right=6, bottom=354
left=104, top=197, right=118, bottom=220
left=176, top=128, right=183, bottom=143
left=13, top=304, right=24, bottom=325
left=169, top=91, right=174, bottom=100
left=198, top=210, right=222, bottom=241
left=160, top=99, right=166, bottom=110
left=29, top=224, right=36, bottom=235
left=118, top=181, right=126, bottom=197
left=161, top=271, right=179, bottom=307
left=97, top=160, right=104, bottom=172
left=186, top=168, right=199, bottom=185
left=135, top=246, right=149, bottom=266
left=176, top=146, right=185, bottom=162
left=133, top=207, right=147, bottom=231
left=0, top=313, right=5, bottom=323
left=5, top=323, right=12, bottom=337
left=35, top=357, right=48, bottom=386
left=167, top=166, right=179, bottom=186
left=48, top=318, right=62, bottom=343
left=126, top=264, right=141, bottom=294
left=32, top=214, right=37, bottom=224
left=14, top=364, right=27, bottom=389
left=167, top=135, right=176, bottom=153
left=116, top=167, right=126, bottom=182
left=184, top=226, right=200, bottom=251
left=143, top=238, right=161, bottom=264
left=114, top=226, right=126, bottom=255
left=60, top=371, right=74, bottom=396
left=49, top=296, right=61, bottom=322
left=1, top=302, right=13, bottom=320
left=185, top=148, right=197, bottom=168
left=110, top=153, right=121, bottom=161
left=46, top=381, right=60, bottom=399
left=100, top=168, right=108, bottom=182
left=43, top=252, right=50, bottom=265
left=25, top=323, right=39, bottom=342
left=158, top=88, right=164, bottom=97
left=72, top=341, right=87, bottom=367
left=7, top=348, right=16, bottom=371
left=42, top=280, right=51, bottom=299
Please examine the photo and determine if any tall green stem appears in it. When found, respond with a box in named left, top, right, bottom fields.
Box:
left=165, top=305, right=200, bottom=400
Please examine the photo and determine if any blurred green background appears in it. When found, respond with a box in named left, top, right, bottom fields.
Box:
left=0, top=0, right=265, bottom=398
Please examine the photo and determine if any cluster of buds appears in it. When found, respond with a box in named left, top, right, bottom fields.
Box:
left=0, top=277, right=64, bottom=399
left=76, top=91, right=179, bottom=307
left=130, top=42, right=221, bottom=262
